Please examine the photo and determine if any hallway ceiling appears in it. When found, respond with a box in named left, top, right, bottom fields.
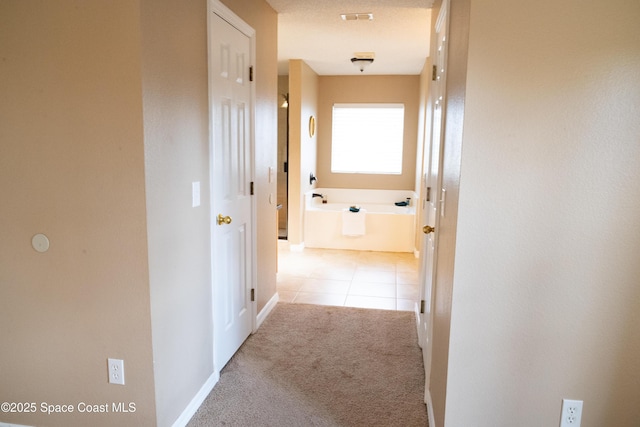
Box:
left=265, top=0, right=434, bottom=76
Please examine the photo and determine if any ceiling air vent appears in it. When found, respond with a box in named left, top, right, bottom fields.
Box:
left=340, top=13, right=373, bottom=21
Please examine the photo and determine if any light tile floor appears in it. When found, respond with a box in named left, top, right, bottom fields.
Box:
left=277, top=246, right=420, bottom=311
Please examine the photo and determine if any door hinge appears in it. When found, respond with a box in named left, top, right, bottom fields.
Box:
left=250, top=181, right=254, bottom=195
left=283, top=161, right=288, bottom=173
left=249, top=66, right=254, bottom=82
left=426, top=186, right=431, bottom=202
left=420, top=300, right=426, bottom=314
left=251, top=288, right=255, bottom=302
left=432, top=65, right=437, bottom=81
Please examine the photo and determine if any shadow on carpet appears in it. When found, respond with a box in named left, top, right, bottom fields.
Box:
left=188, top=303, right=428, bottom=426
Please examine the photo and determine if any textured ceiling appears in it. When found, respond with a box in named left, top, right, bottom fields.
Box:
left=265, top=0, right=434, bottom=76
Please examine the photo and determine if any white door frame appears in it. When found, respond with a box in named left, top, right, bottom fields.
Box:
left=207, top=0, right=257, bottom=375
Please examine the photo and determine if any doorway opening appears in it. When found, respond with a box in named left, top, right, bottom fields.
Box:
left=277, top=76, right=289, bottom=240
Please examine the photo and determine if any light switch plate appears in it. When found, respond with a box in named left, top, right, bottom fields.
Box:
left=192, top=182, right=201, bottom=207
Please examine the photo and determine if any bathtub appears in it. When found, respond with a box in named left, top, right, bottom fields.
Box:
left=304, top=188, right=416, bottom=252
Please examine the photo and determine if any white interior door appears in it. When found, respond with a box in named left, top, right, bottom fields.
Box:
left=418, top=0, right=449, bottom=406
left=209, top=6, right=255, bottom=371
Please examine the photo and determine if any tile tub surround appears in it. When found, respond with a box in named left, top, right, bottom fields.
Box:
left=277, top=247, right=420, bottom=311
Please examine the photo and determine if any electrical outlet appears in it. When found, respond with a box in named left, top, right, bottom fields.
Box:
left=560, top=399, right=583, bottom=427
left=107, top=358, right=125, bottom=385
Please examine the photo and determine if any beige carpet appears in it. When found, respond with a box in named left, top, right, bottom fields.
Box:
left=187, top=303, right=428, bottom=426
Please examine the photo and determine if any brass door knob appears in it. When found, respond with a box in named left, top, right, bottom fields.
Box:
left=423, top=225, right=435, bottom=234
left=217, top=214, right=232, bottom=225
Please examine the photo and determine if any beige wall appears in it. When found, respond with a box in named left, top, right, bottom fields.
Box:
left=0, top=1, right=157, bottom=426
left=316, top=75, right=420, bottom=190
left=287, top=60, right=319, bottom=245
left=140, top=0, right=212, bottom=425
left=0, top=1, right=278, bottom=426
left=221, top=0, right=278, bottom=313
left=441, top=0, right=640, bottom=426
left=147, top=0, right=277, bottom=423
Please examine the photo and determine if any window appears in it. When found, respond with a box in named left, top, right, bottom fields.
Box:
left=331, top=103, right=405, bottom=175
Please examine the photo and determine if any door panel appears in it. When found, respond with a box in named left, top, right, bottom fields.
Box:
left=210, top=10, right=254, bottom=371
left=418, top=0, right=449, bottom=403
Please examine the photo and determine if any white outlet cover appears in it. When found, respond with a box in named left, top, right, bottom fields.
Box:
left=108, top=358, right=125, bottom=385
left=560, top=399, right=583, bottom=427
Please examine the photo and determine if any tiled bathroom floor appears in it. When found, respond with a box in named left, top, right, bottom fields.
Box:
left=277, top=245, right=420, bottom=311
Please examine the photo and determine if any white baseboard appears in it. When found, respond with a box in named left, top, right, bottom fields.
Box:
left=277, top=239, right=290, bottom=250
left=256, top=292, right=279, bottom=329
left=0, top=423, right=33, bottom=427
left=172, top=291, right=278, bottom=427
left=171, top=371, right=219, bottom=427
left=425, top=389, right=436, bottom=427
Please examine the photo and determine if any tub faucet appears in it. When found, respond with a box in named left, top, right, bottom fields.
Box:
left=312, top=193, right=324, bottom=198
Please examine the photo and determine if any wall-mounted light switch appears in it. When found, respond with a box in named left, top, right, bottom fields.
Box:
left=192, top=182, right=201, bottom=207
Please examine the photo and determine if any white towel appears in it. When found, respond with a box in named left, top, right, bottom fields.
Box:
left=342, top=208, right=366, bottom=236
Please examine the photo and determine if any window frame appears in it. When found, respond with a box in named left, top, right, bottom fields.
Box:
left=330, top=103, right=405, bottom=175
